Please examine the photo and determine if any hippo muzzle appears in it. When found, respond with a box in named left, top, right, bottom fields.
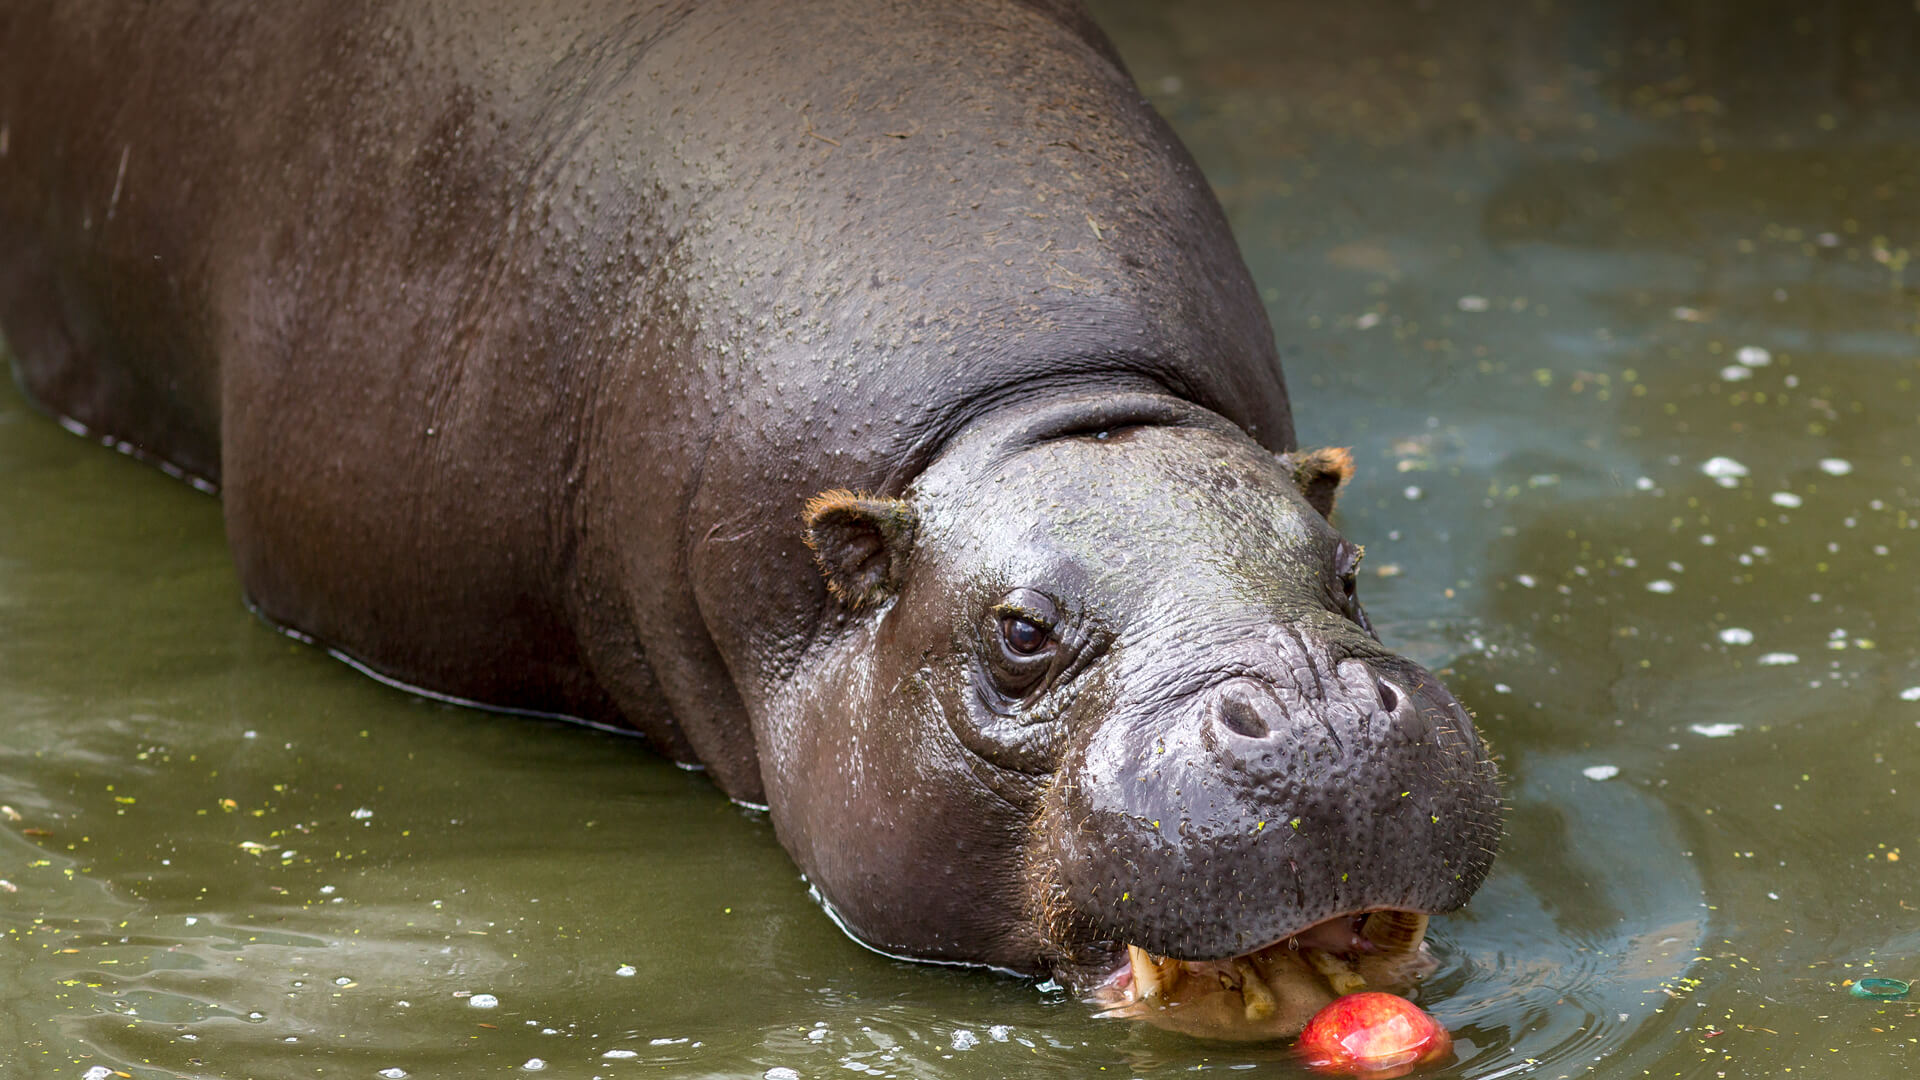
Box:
left=1048, top=638, right=1497, bottom=964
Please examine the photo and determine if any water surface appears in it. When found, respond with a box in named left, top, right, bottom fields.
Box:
left=5, top=2, right=1918, bottom=1077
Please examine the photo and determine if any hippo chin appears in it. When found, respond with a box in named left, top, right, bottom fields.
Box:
left=0, top=0, right=1500, bottom=1037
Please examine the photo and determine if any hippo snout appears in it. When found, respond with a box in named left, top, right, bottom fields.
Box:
left=1042, top=637, right=1501, bottom=970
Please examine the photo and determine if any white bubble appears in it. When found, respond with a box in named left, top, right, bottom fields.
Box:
left=1818, top=458, right=1852, bottom=476
left=1635, top=476, right=1656, bottom=491
left=1736, top=345, right=1772, bottom=366
left=615, top=964, right=637, bottom=977
left=1457, top=295, right=1490, bottom=312
left=84, top=1069, right=116, bottom=1080
left=1402, top=485, right=1423, bottom=500
left=988, top=1025, right=1012, bottom=1042
left=1515, top=574, right=1537, bottom=588
left=468, top=994, right=498, bottom=1009
left=1355, top=311, right=1382, bottom=330
left=765, top=1069, right=800, bottom=1080
left=522, top=1061, right=547, bottom=1073
left=1583, top=765, right=1620, bottom=781
left=351, top=807, right=374, bottom=820
left=1719, top=365, right=1752, bottom=381
left=1646, top=580, right=1676, bottom=594
left=603, top=1050, right=639, bottom=1059
left=952, top=1029, right=980, bottom=1051
left=1701, top=457, right=1748, bottom=485
left=1718, top=627, right=1754, bottom=645
left=1770, top=492, right=1803, bottom=508
left=377, top=1071, right=408, bottom=1080
left=1689, top=722, right=1744, bottom=738
left=1900, top=687, right=1920, bottom=701
left=1757, top=652, right=1799, bottom=666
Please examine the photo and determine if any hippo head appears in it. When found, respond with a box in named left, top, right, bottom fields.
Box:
left=761, top=390, right=1501, bottom=1037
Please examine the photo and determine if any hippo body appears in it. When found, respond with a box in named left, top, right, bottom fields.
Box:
left=0, top=0, right=1499, bottom=1024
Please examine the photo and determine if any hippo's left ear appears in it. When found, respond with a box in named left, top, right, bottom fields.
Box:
left=1279, top=447, right=1355, bottom=520
left=803, top=490, right=919, bottom=609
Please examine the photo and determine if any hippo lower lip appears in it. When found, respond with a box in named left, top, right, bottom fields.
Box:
left=1094, top=911, right=1438, bottom=1041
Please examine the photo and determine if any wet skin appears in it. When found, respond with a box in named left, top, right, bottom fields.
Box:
left=0, top=0, right=1500, bottom=1023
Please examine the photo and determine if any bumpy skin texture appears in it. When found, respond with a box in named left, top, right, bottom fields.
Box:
left=0, top=1, right=1500, bottom=982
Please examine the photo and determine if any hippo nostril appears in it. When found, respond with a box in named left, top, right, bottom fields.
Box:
left=1377, top=679, right=1399, bottom=713
left=1216, top=688, right=1271, bottom=740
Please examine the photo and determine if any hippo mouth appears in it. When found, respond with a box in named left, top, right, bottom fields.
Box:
left=1092, top=910, right=1437, bottom=1041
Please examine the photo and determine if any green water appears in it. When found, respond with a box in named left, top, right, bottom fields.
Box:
left=4, top=2, right=1918, bottom=1077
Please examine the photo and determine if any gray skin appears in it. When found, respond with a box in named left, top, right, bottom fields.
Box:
left=0, top=0, right=1501, bottom=989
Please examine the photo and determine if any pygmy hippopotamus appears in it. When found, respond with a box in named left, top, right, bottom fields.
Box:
left=0, top=0, right=1501, bottom=1036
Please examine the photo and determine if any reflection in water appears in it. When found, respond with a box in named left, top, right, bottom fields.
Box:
left=5, top=1, right=1920, bottom=1077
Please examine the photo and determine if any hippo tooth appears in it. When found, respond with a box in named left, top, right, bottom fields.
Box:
left=1128, top=945, right=1163, bottom=1003
left=1361, top=911, right=1429, bottom=954
left=1232, top=958, right=1277, bottom=1021
left=1154, top=954, right=1184, bottom=997
left=1304, top=948, right=1367, bottom=996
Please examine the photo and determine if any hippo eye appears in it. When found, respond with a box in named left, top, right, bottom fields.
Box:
left=984, top=589, right=1061, bottom=698
left=1334, top=542, right=1378, bottom=639
left=1002, top=614, right=1050, bottom=655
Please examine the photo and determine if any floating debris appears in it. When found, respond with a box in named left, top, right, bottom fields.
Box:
left=1849, top=978, right=1910, bottom=1000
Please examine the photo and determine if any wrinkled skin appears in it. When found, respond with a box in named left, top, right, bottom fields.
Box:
left=0, top=0, right=1501, bottom=1008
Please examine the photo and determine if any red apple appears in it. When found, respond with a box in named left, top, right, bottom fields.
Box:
left=1294, top=992, right=1453, bottom=1078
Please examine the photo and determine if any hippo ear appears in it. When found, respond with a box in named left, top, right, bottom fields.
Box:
left=802, top=490, right=919, bottom=608
left=1279, top=447, right=1355, bottom=520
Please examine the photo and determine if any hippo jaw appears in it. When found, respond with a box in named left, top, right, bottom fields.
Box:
left=1091, top=910, right=1441, bottom=1040
left=770, top=392, right=1500, bottom=1035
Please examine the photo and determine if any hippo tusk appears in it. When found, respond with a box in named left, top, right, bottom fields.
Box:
left=1304, top=947, right=1367, bottom=996
left=1232, top=958, right=1277, bottom=1021
left=1362, top=910, right=1429, bottom=954
left=1128, top=945, right=1163, bottom=1003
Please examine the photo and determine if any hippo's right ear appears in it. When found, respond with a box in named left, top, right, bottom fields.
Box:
left=1279, top=447, right=1355, bottom=520
left=803, top=490, right=919, bottom=609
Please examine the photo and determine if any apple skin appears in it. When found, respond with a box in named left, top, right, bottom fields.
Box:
left=1294, top=992, right=1453, bottom=1078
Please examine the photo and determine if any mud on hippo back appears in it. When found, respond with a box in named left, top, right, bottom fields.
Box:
left=0, top=0, right=1502, bottom=1036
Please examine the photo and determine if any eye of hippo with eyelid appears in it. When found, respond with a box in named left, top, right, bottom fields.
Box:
left=949, top=586, right=1115, bottom=774
left=1331, top=540, right=1378, bottom=639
